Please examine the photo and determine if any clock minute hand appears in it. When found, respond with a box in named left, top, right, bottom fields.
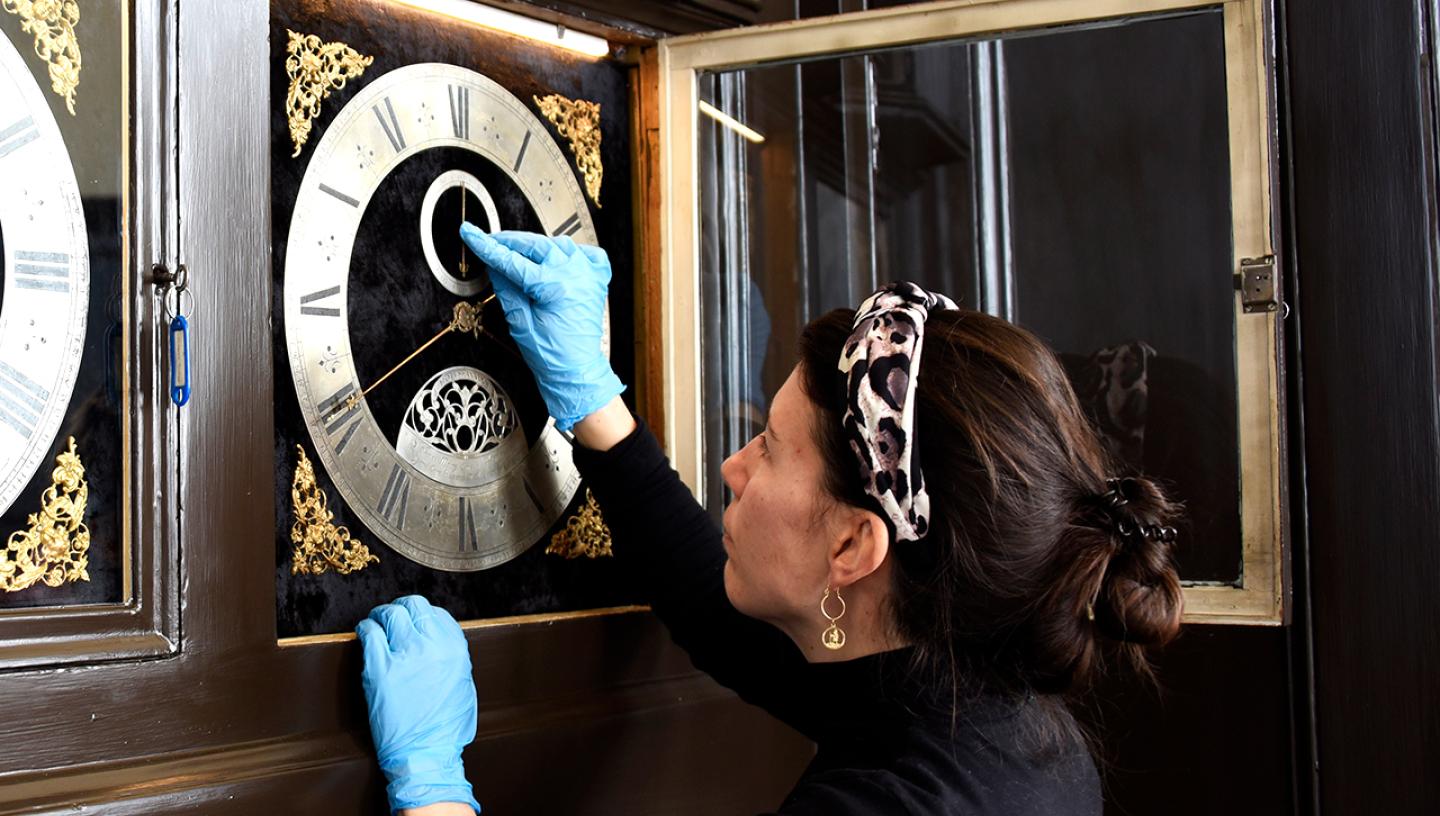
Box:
left=341, top=295, right=495, bottom=414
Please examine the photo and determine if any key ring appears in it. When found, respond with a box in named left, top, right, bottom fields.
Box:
left=163, top=281, right=195, bottom=323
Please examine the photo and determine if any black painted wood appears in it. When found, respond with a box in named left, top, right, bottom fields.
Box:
left=1286, top=0, right=1440, bottom=812
left=1097, top=0, right=1440, bottom=812
left=1087, top=628, right=1297, bottom=815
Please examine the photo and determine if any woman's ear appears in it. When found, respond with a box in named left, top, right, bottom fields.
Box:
left=828, top=510, right=891, bottom=587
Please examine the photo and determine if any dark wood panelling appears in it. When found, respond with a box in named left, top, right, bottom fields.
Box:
left=1285, top=0, right=1440, bottom=812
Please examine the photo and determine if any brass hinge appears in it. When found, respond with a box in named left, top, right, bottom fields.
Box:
left=1236, top=255, right=1278, bottom=313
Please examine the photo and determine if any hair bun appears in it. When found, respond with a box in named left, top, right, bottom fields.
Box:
left=1091, top=476, right=1183, bottom=648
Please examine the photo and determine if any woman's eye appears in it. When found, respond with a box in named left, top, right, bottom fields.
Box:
left=758, top=434, right=770, bottom=457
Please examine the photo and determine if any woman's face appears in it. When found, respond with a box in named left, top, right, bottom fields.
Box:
left=720, top=366, right=839, bottom=631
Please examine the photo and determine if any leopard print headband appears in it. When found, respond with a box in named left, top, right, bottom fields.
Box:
left=838, top=282, right=958, bottom=544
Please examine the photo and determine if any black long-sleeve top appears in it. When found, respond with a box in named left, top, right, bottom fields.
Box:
left=572, top=420, right=1101, bottom=815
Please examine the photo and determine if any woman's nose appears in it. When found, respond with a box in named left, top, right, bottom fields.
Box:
left=721, top=439, right=753, bottom=498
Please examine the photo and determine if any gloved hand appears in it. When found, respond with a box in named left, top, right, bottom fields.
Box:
left=357, top=595, right=482, bottom=815
left=458, top=224, right=625, bottom=431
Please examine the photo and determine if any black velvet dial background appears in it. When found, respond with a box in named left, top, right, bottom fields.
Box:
left=0, top=8, right=127, bottom=610
left=271, top=0, right=640, bottom=637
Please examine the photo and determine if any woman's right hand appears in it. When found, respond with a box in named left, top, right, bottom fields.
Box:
left=458, top=225, right=625, bottom=431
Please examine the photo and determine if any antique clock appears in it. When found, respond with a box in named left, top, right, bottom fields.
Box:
left=283, top=62, right=600, bottom=572
left=271, top=0, right=640, bottom=637
left=0, top=1, right=129, bottom=613
left=0, top=36, right=89, bottom=517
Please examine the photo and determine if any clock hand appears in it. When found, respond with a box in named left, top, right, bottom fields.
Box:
left=339, top=295, right=496, bottom=415
left=458, top=188, right=469, bottom=280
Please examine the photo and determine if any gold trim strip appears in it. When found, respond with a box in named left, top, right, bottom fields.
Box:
left=662, top=0, right=1222, bottom=71
left=2, top=0, right=82, bottom=114
left=277, top=605, right=651, bottom=647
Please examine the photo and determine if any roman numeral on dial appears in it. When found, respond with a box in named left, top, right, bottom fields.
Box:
left=448, top=85, right=470, bottom=139
left=0, top=360, right=48, bottom=439
left=512, top=130, right=531, bottom=173
left=315, top=383, right=363, bottom=454
left=0, top=116, right=38, bottom=159
left=372, top=97, right=406, bottom=153
left=457, top=496, right=479, bottom=553
left=319, top=183, right=360, bottom=207
left=377, top=463, right=411, bottom=529
left=317, top=381, right=361, bottom=435
left=12, top=251, right=70, bottom=293
left=552, top=213, right=582, bottom=238
left=299, top=285, right=342, bottom=317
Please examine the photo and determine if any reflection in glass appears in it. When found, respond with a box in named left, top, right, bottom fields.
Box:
left=698, top=9, right=1241, bottom=584
left=0, top=2, right=129, bottom=607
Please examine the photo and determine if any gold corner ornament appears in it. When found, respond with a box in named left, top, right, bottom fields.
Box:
left=290, top=445, right=378, bottom=575
left=1, top=437, right=91, bottom=593
left=546, top=489, right=613, bottom=559
left=534, top=93, right=603, bottom=208
left=285, top=28, right=373, bottom=158
left=3, top=0, right=82, bottom=115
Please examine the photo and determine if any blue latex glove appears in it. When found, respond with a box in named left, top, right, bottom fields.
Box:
left=458, top=224, right=625, bottom=431
left=357, top=595, right=482, bottom=814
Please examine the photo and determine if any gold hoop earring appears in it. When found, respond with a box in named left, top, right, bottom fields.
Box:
left=820, top=586, right=847, bottom=651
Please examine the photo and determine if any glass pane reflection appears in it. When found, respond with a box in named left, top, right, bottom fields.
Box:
left=697, top=9, right=1242, bottom=584
left=0, top=2, right=129, bottom=608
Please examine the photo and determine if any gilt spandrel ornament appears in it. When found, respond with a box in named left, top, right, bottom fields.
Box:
left=534, top=93, right=603, bottom=208
left=1, top=437, right=91, bottom=593
left=546, top=489, right=613, bottom=559
left=2, top=0, right=81, bottom=114
left=290, top=445, right=379, bottom=575
left=285, top=28, right=373, bottom=157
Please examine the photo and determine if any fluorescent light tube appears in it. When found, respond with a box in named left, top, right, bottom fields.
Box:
left=392, top=0, right=611, bottom=58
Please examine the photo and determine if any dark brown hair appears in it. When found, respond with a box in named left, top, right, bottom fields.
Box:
left=799, top=308, right=1183, bottom=742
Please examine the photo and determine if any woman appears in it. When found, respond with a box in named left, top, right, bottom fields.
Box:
left=356, top=227, right=1184, bottom=815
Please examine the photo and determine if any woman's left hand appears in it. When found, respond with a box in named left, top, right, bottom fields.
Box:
left=357, top=595, right=482, bottom=814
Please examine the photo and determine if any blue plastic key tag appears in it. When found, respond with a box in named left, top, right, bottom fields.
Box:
left=169, top=312, right=190, bottom=407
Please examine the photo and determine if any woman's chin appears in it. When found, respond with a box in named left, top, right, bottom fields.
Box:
left=721, top=559, right=749, bottom=614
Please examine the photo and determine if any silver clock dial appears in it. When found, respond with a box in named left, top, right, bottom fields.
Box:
left=0, top=35, right=90, bottom=516
left=284, top=63, right=602, bottom=571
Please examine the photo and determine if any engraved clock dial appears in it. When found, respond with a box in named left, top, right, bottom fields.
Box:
left=0, top=35, right=90, bottom=517
left=284, top=63, right=602, bottom=571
